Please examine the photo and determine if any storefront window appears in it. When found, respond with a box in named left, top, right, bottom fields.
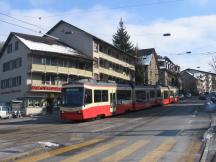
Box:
left=27, top=98, right=42, bottom=107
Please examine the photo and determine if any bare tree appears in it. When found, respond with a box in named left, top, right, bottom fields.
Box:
left=210, top=56, right=216, bottom=72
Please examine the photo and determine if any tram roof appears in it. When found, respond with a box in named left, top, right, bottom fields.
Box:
left=63, top=79, right=133, bottom=88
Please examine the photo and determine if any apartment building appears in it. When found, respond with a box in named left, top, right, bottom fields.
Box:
left=180, top=69, right=216, bottom=94
left=46, top=20, right=136, bottom=83
left=157, top=56, right=181, bottom=87
left=0, top=32, right=92, bottom=115
left=136, top=48, right=159, bottom=85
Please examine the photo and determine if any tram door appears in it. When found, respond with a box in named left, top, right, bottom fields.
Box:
left=110, top=92, right=116, bottom=113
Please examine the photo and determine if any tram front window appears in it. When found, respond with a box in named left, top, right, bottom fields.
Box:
left=62, top=87, right=84, bottom=107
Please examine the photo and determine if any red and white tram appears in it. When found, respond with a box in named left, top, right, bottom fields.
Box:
left=60, top=80, right=179, bottom=121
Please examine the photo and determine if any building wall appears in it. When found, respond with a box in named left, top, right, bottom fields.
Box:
left=180, top=71, right=200, bottom=94
left=92, top=40, right=135, bottom=82
left=47, top=22, right=93, bottom=56
left=147, top=53, right=159, bottom=85
left=0, top=36, right=29, bottom=102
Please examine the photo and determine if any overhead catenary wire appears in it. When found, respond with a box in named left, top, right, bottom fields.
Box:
left=36, top=0, right=185, bottom=18
left=176, top=51, right=216, bottom=55
left=0, top=12, right=48, bottom=31
left=0, top=18, right=60, bottom=40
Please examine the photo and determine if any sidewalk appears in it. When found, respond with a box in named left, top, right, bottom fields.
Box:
left=201, top=102, right=216, bottom=162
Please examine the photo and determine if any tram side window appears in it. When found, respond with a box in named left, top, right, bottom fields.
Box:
left=164, top=91, right=169, bottom=99
left=117, top=90, right=131, bottom=104
left=85, top=89, right=92, bottom=104
left=94, top=90, right=101, bottom=103
left=94, top=90, right=108, bottom=103
left=170, top=91, right=174, bottom=96
left=150, top=90, right=155, bottom=98
left=135, top=91, right=146, bottom=102
left=157, top=90, right=161, bottom=97
left=102, top=90, right=108, bottom=102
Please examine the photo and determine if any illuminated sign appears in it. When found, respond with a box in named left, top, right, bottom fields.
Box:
left=31, top=86, right=62, bottom=92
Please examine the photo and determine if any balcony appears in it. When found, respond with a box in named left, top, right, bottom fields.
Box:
left=99, top=67, right=133, bottom=81
left=94, top=52, right=135, bottom=71
left=29, top=64, right=92, bottom=78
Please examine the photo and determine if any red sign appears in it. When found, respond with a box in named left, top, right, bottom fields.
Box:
left=32, top=86, right=62, bottom=92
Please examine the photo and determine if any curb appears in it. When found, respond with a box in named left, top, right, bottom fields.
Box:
left=200, top=114, right=216, bottom=162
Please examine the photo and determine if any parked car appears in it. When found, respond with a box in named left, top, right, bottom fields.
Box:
left=199, top=93, right=207, bottom=100
left=185, top=93, right=192, bottom=98
left=178, top=94, right=185, bottom=100
left=0, top=106, right=12, bottom=119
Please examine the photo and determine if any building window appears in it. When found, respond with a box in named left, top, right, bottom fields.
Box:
left=93, top=42, right=99, bottom=52
left=1, top=76, right=21, bottom=89
left=7, top=44, right=12, bottom=53
left=41, top=58, right=46, bottom=65
left=99, top=44, right=104, bottom=52
left=15, top=41, right=19, bottom=51
left=3, top=58, right=22, bottom=72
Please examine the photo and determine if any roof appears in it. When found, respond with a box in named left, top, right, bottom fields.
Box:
left=185, top=68, right=216, bottom=75
left=46, top=20, right=135, bottom=58
left=0, top=32, right=92, bottom=60
left=181, top=68, right=215, bottom=80
left=14, top=32, right=83, bottom=56
left=137, top=48, right=155, bottom=65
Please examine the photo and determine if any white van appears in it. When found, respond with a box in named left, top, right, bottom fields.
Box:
left=0, top=106, right=12, bottom=119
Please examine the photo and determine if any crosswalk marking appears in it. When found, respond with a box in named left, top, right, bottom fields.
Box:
left=61, top=139, right=126, bottom=162
left=177, top=140, right=201, bottom=162
left=140, top=139, right=176, bottom=162
left=101, top=140, right=150, bottom=162
left=16, top=138, right=104, bottom=162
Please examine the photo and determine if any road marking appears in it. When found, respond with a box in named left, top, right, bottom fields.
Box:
left=101, top=140, right=149, bottom=162
left=61, top=139, right=126, bottom=162
left=188, top=120, right=193, bottom=124
left=177, top=140, right=201, bottom=162
left=140, top=139, right=176, bottom=162
left=91, top=125, right=117, bottom=132
left=16, top=138, right=104, bottom=162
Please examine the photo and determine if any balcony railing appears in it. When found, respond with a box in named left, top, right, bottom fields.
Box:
left=99, top=67, right=133, bottom=81
left=29, top=64, right=92, bottom=78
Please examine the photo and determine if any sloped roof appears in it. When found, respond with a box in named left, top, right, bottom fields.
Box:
left=46, top=20, right=135, bottom=58
left=0, top=32, right=92, bottom=60
left=14, top=32, right=81, bottom=56
left=138, top=48, right=155, bottom=65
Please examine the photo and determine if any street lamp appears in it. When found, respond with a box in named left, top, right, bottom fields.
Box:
left=163, top=33, right=171, bottom=37
left=186, top=51, right=192, bottom=54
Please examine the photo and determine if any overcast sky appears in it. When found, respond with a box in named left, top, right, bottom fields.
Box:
left=0, top=0, right=216, bottom=72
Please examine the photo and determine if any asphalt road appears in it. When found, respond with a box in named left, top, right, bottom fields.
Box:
left=0, top=98, right=211, bottom=162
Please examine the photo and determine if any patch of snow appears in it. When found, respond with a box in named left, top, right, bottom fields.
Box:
left=159, top=66, right=166, bottom=69
left=157, top=58, right=165, bottom=61
left=16, top=36, right=80, bottom=56
left=38, top=142, right=60, bottom=148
